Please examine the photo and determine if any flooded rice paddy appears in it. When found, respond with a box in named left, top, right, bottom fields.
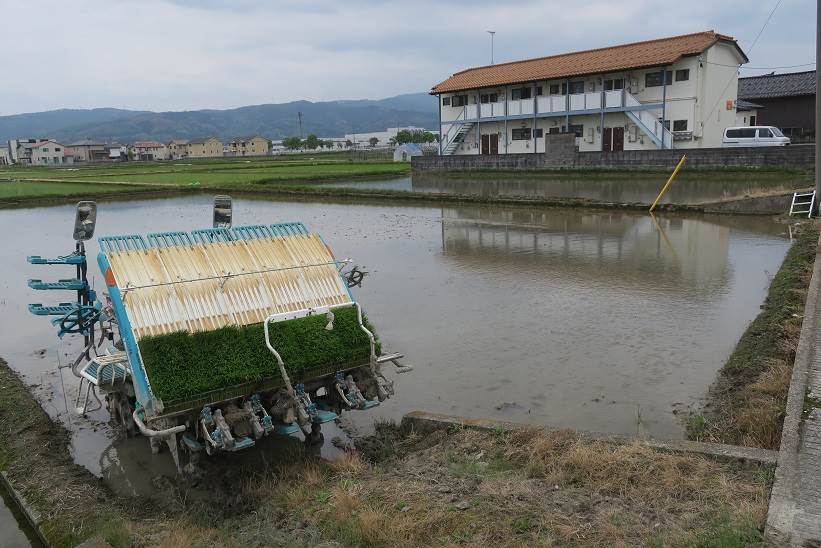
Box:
left=0, top=192, right=792, bottom=500
left=317, top=174, right=797, bottom=204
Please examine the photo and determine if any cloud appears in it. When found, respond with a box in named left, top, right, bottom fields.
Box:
left=0, top=0, right=812, bottom=115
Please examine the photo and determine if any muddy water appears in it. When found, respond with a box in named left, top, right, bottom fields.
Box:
left=318, top=174, right=798, bottom=204
left=0, top=195, right=790, bottom=489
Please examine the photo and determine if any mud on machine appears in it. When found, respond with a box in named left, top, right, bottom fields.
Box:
left=26, top=197, right=411, bottom=472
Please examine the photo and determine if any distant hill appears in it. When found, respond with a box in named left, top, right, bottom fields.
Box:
left=0, top=93, right=438, bottom=143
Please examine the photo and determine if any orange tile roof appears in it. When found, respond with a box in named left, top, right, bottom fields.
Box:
left=431, top=31, right=747, bottom=94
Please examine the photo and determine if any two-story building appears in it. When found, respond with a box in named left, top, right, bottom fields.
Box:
left=13, top=139, right=72, bottom=165
left=188, top=137, right=223, bottom=158
left=167, top=139, right=190, bottom=160
left=229, top=136, right=270, bottom=157
left=431, top=31, right=748, bottom=155
left=131, top=141, right=167, bottom=161
left=67, top=139, right=110, bottom=162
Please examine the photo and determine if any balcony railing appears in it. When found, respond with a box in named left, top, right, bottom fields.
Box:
left=468, top=90, right=632, bottom=120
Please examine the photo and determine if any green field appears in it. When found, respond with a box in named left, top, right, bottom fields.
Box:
left=0, top=156, right=410, bottom=202
left=0, top=180, right=143, bottom=200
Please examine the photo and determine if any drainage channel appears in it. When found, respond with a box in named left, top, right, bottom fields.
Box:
left=0, top=478, right=45, bottom=548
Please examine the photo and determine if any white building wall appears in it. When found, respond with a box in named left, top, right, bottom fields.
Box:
left=439, top=41, right=745, bottom=155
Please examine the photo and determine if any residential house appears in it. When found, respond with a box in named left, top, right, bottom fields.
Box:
left=431, top=31, right=748, bottom=155
left=131, top=141, right=167, bottom=161
left=229, top=136, right=270, bottom=156
left=738, top=70, right=815, bottom=142
left=0, top=145, right=9, bottom=165
left=188, top=137, right=223, bottom=158
left=67, top=139, right=109, bottom=162
left=12, top=139, right=72, bottom=165
left=167, top=139, right=190, bottom=160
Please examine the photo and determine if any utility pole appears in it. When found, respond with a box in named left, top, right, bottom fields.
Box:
left=298, top=111, right=304, bottom=139
left=816, top=0, right=820, bottom=210
left=487, top=30, right=495, bottom=65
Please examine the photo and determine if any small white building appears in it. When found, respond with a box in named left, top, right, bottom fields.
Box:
left=432, top=30, right=749, bottom=155
left=735, top=99, right=762, bottom=127
left=393, top=143, right=423, bottom=162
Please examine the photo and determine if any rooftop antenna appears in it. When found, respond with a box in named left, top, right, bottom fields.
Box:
left=298, top=111, right=304, bottom=139
left=487, top=30, right=496, bottom=65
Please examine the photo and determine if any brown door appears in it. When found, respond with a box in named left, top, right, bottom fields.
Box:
left=481, top=134, right=499, bottom=155
left=603, top=127, right=612, bottom=152
left=612, top=127, right=624, bottom=152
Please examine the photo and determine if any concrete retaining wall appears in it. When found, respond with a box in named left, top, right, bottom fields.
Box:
left=414, top=138, right=814, bottom=172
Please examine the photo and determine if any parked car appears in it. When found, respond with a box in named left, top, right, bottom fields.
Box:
left=722, top=126, right=791, bottom=147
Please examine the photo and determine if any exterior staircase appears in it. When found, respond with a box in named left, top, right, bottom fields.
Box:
left=624, top=93, right=673, bottom=149
left=442, top=122, right=475, bottom=155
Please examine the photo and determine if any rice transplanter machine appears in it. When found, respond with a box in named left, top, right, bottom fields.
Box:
left=26, top=198, right=411, bottom=472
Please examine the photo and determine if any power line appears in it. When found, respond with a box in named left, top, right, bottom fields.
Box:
left=703, top=0, right=785, bottom=125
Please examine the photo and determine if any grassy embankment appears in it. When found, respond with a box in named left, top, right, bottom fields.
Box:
left=689, top=224, right=819, bottom=449
left=1, top=355, right=774, bottom=547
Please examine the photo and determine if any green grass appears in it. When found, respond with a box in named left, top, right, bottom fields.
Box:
left=138, top=305, right=378, bottom=402
left=0, top=180, right=142, bottom=199
left=689, top=225, right=819, bottom=448
left=0, top=158, right=410, bottom=203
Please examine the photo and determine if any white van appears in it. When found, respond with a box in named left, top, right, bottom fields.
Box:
left=722, top=126, right=791, bottom=147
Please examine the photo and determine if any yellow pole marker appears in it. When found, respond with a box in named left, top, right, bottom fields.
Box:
left=649, top=154, right=687, bottom=213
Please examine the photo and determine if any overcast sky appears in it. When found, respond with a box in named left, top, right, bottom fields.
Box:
left=0, top=0, right=813, bottom=116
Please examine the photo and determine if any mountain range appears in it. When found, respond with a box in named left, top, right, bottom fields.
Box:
left=0, top=93, right=438, bottom=144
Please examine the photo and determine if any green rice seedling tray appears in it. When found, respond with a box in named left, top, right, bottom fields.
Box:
left=138, top=306, right=379, bottom=405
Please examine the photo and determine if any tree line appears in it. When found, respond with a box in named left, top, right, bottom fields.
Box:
left=281, top=130, right=438, bottom=150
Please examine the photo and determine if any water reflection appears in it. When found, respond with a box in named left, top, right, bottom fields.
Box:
left=0, top=195, right=791, bottom=488
left=317, top=175, right=797, bottom=205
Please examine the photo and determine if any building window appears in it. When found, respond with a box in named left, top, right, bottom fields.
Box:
left=659, top=119, right=671, bottom=130
left=604, top=78, right=624, bottom=91
left=567, top=124, right=584, bottom=137
left=451, top=94, right=470, bottom=107
left=750, top=115, right=757, bottom=126
left=568, top=81, right=585, bottom=94
left=480, top=93, right=498, bottom=103
left=675, top=69, right=690, bottom=82
left=511, top=128, right=532, bottom=140
left=672, top=120, right=688, bottom=132
left=442, top=97, right=451, bottom=106
left=549, top=84, right=561, bottom=95
left=43, top=147, right=49, bottom=152
left=535, top=86, right=543, bottom=96
left=55, top=147, right=61, bottom=152
left=511, top=87, right=532, bottom=100
left=645, top=71, right=673, bottom=87
left=534, top=129, right=544, bottom=138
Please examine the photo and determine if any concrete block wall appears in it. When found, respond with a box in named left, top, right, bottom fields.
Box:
left=412, top=141, right=814, bottom=171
